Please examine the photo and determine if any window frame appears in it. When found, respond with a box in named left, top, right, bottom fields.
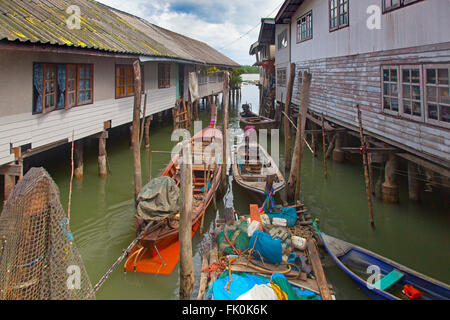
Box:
left=42, top=64, right=58, bottom=114
left=76, top=64, right=94, bottom=106
left=329, top=0, right=349, bottom=32
left=115, top=64, right=135, bottom=99
left=424, top=63, right=450, bottom=129
left=65, top=64, right=77, bottom=110
left=382, top=0, right=423, bottom=14
left=33, top=62, right=95, bottom=115
left=277, top=68, right=287, bottom=88
left=399, top=65, right=424, bottom=122
left=381, top=66, right=400, bottom=116
left=158, top=63, right=171, bottom=89
left=296, top=11, right=313, bottom=43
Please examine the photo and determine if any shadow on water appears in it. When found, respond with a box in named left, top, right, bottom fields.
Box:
left=1, top=81, right=448, bottom=300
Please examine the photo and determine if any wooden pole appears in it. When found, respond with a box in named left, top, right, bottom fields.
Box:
left=356, top=105, right=375, bottom=228
left=222, top=72, right=230, bottom=189
left=197, top=244, right=210, bottom=300
left=144, top=116, right=151, bottom=150
left=179, top=142, right=194, bottom=300
left=321, top=114, right=328, bottom=179
left=287, top=71, right=311, bottom=203
left=307, top=239, right=333, bottom=300
left=98, top=133, right=107, bottom=178
left=139, top=93, right=147, bottom=147
left=74, top=139, right=84, bottom=179
left=284, top=63, right=296, bottom=175
left=132, top=60, right=143, bottom=203
left=68, top=131, right=75, bottom=220
left=195, top=100, right=199, bottom=121
left=148, top=151, right=152, bottom=182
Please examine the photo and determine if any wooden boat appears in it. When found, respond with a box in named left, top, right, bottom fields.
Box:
left=124, top=126, right=223, bottom=275
left=240, top=104, right=276, bottom=130
left=232, top=141, right=285, bottom=195
left=321, top=233, right=450, bottom=300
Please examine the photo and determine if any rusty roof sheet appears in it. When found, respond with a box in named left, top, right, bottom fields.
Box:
left=0, top=0, right=239, bottom=67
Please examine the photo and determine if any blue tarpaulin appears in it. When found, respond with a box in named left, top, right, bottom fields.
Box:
left=266, top=207, right=298, bottom=227
left=249, top=230, right=282, bottom=264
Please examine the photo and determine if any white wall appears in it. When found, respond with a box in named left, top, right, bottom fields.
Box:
left=0, top=50, right=178, bottom=167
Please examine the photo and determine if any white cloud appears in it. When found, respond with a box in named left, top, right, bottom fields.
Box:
left=96, top=0, right=283, bottom=65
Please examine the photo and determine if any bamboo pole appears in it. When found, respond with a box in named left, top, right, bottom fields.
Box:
left=284, top=63, right=296, bottom=175
left=68, top=130, right=75, bottom=220
left=321, top=114, right=328, bottom=179
left=356, top=105, right=375, bottom=228
left=179, top=142, right=194, bottom=300
left=132, top=60, right=143, bottom=203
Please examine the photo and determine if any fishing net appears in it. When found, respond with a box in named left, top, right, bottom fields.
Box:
left=0, top=167, right=93, bottom=300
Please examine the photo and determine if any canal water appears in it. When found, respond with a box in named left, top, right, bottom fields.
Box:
left=1, top=78, right=448, bottom=300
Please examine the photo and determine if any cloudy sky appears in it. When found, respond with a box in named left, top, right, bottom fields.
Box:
left=96, top=0, right=283, bottom=65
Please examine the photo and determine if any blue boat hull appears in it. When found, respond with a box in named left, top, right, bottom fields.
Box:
left=321, top=233, right=450, bottom=300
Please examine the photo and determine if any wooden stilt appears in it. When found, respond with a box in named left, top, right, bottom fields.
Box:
left=287, top=71, right=311, bottom=203
left=132, top=60, right=143, bottom=203
left=321, top=114, right=327, bottom=179
left=408, top=161, right=421, bottom=202
left=148, top=151, right=153, bottom=182
left=139, top=93, right=147, bottom=147
left=356, top=105, right=375, bottom=228
left=144, top=116, right=151, bottom=149
left=284, top=63, right=296, bottom=175
left=98, top=133, right=107, bottom=178
left=382, top=153, right=399, bottom=203
left=3, top=174, right=14, bottom=201
left=197, top=244, right=210, bottom=300
left=74, top=139, right=84, bottom=179
left=179, top=143, right=194, bottom=300
left=195, top=100, right=199, bottom=121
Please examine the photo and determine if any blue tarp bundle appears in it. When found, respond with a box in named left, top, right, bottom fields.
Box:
left=212, top=272, right=269, bottom=300
left=249, top=230, right=282, bottom=264
left=266, top=207, right=298, bottom=227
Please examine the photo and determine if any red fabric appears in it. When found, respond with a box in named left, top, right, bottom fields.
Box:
left=403, top=284, right=422, bottom=299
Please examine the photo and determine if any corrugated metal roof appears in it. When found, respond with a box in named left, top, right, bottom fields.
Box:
left=0, top=0, right=239, bottom=67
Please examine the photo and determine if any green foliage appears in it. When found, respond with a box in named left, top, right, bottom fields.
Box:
left=230, top=70, right=242, bottom=89
left=236, top=65, right=260, bottom=74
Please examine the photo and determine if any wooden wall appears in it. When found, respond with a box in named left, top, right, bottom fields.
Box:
left=291, top=43, right=450, bottom=164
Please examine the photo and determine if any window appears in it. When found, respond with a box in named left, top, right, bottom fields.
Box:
left=297, top=11, right=313, bottom=43
left=115, top=65, right=134, bottom=98
left=382, top=64, right=449, bottom=128
left=158, top=63, right=171, bottom=89
left=77, top=65, right=93, bottom=105
left=66, top=65, right=76, bottom=109
left=277, top=68, right=287, bottom=87
left=400, top=66, right=422, bottom=119
left=33, top=63, right=94, bottom=114
left=383, top=0, right=422, bottom=13
left=278, top=29, right=288, bottom=49
left=43, top=64, right=58, bottom=113
left=382, top=66, right=400, bottom=114
left=425, top=65, right=450, bottom=126
left=199, top=70, right=207, bottom=85
left=329, top=0, right=349, bottom=31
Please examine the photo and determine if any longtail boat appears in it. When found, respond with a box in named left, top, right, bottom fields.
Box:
left=321, top=233, right=450, bottom=300
left=240, top=104, right=276, bottom=130
left=124, top=110, right=222, bottom=275
left=232, top=140, right=285, bottom=195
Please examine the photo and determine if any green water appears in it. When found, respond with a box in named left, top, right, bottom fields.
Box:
left=1, top=84, right=449, bottom=300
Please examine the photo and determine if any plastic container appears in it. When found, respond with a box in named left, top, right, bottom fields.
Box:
left=272, top=218, right=287, bottom=227
left=247, top=220, right=261, bottom=238
left=292, top=236, right=307, bottom=250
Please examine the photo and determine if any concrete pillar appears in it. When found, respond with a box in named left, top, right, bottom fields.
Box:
left=408, top=162, right=422, bottom=201
left=382, top=154, right=399, bottom=203
left=332, top=132, right=345, bottom=163
left=74, top=140, right=84, bottom=179
left=98, top=134, right=108, bottom=178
